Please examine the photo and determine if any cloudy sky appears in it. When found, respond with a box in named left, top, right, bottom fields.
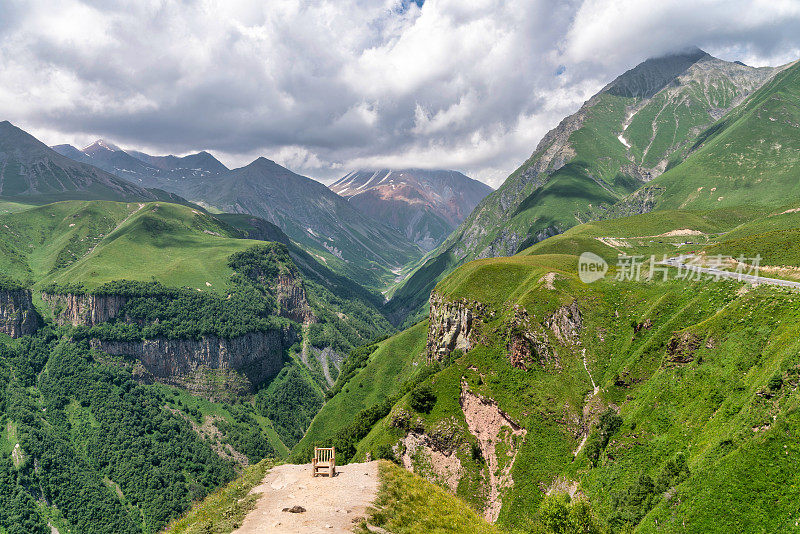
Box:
left=1, top=0, right=799, bottom=186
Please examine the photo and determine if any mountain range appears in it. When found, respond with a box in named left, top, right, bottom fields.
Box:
left=4, top=44, right=800, bottom=534
left=51, top=139, right=487, bottom=292
left=183, top=157, right=425, bottom=290
left=331, top=169, right=492, bottom=251
left=388, top=47, right=789, bottom=323
left=0, top=122, right=184, bottom=204
left=52, top=140, right=228, bottom=190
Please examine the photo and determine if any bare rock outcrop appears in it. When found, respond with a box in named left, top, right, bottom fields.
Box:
left=91, top=328, right=294, bottom=399
left=666, top=332, right=702, bottom=364
left=427, top=293, right=583, bottom=371
left=275, top=273, right=315, bottom=324
left=399, top=419, right=465, bottom=494
left=460, top=387, right=526, bottom=522
left=506, top=301, right=582, bottom=370
left=506, top=305, right=555, bottom=370
left=0, top=289, right=40, bottom=338
left=545, top=300, right=583, bottom=345
left=42, top=293, right=128, bottom=326
left=426, top=292, right=487, bottom=362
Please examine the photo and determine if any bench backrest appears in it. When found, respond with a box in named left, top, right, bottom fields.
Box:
left=314, top=447, right=335, bottom=462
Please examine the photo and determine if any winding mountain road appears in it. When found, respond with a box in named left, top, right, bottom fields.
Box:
left=661, top=256, right=800, bottom=289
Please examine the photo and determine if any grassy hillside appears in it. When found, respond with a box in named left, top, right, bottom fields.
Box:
left=0, top=200, right=255, bottom=290
left=360, top=460, right=501, bottom=534
left=49, top=203, right=261, bottom=291
left=646, top=60, right=800, bottom=211
left=308, top=204, right=800, bottom=532
left=388, top=50, right=778, bottom=323
left=294, top=321, right=428, bottom=455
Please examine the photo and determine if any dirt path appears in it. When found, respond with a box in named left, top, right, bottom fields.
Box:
left=574, top=349, right=600, bottom=457
left=233, top=461, right=380, bottom=534
left=83, top=202, right=146, bottom=258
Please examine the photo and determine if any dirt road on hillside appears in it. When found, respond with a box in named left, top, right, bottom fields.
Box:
left=662, top=256, right=800, bottom=289
left=233, top=461, right=380, bottom=534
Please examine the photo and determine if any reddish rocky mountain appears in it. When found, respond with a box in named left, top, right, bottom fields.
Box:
left=330, top=169, right=492, bottom=251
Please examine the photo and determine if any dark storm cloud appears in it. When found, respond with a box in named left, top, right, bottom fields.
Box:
left=1, top=0, right=799, bottom=186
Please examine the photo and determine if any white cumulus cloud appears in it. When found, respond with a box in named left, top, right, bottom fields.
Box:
left=0, top=0, right=799, bottom=187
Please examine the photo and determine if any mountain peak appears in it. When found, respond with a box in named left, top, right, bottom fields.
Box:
left=605, top=46, right=712, bottom=99
left=0, top=120, right=32, bottom=138
left=657, top=45, right=708, bottom=60
left=0, top=120, right=52, bottom=151
left=330, top=168, right=492, bottom=250
left=84, top=139, right=122, bottom=153
left=244, top=156, right=287, bottom=173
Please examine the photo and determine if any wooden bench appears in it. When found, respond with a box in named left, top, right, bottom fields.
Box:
left=312, top=447, right=336, bottom=477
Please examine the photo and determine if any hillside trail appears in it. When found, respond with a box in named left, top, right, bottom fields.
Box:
left=574, top=348, right=600, bottom=456
left=233, top=461, right=380, bottom=534
left=82, top=202, right=146, bottom=258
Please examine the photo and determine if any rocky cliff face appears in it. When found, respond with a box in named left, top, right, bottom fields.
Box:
left=44, top=274, right=315, bottom=328
left=275, top=273, right=315, bottom=324
left=92, top=328, right=295, bottom=399
left=544, top=300, right=582, bottom=346
left=0, top=289, right=40, bottom=338
left=426, top=292, right=488, bottom=362
left=44, top=290, right=298, bottom=399
left=42, top=293, right=129, bottom=326
left=427, top=291, right=584, bottom=372
left=505, top=305, right=555, bottom=370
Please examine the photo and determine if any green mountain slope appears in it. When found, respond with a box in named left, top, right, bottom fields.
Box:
left=0, top=198, right=395, bottom=394
left=0, top=200, right=253, bottom=290
left=0, top=122, right=186, bottom=205
left=294, top=321, right=428, bottom=456
left=309, top=204, right=800, bottom=532
left=388, top=49, right=780, bottom=322
left=186, top=157, right=425, bottom=291
left=635, top=58, right=800, bottom=211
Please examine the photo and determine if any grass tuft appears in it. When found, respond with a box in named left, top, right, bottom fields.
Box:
left=361, top=460, right=500, bottom=534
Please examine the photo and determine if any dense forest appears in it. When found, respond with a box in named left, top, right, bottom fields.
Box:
left=44, top=243, right=393, bottom=356
left=255, top=364, right=324, bottom=447
left=0, top=329, right=237, bottom=533
left=0, top=243, right=400, bottom=532
left=45, top=262, right=290, bottom=342
left=0, top=274, right=25, bottom=291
